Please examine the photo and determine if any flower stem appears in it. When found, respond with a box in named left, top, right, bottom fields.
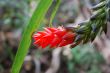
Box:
left=49, top=0, right=61, bottom=27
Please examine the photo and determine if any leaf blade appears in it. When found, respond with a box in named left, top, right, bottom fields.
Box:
left=11, top=0, right=52, bottom=73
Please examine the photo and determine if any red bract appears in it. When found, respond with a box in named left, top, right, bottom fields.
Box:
left=33, top=27, right=76, bottom=48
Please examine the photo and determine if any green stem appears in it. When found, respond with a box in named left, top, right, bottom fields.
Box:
left=49, top=0, right=61, bottom=27
left=11, top=0, right=52, bottom=73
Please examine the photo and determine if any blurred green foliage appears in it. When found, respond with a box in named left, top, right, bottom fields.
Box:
left=0, top=0, right=29, bottom=30
left=68, top=44, right=105, bottom=73
left=0, top=0, right=108, bottom=73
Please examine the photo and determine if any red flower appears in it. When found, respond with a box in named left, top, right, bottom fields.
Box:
left=33, top=27, right=76, bottom=48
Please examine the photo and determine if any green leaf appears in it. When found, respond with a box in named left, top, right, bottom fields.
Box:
left=49, top=0, right=61, bottom=27
left=11, top=0, right=52, bottom=73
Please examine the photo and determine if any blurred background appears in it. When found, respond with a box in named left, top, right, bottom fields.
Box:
left=0, top=0, right=110, bottom=73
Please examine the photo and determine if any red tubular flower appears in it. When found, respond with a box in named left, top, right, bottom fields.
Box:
left=33, top=27, right=76, bottom=48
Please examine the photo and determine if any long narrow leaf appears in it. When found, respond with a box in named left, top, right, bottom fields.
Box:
left=11, top=0, right=52, bottom=73
left=49, top=0, right=61, bottom=27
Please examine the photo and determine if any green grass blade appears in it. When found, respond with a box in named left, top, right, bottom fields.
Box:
left=49, top=0, right=61, bottom=27
left=11, top=0, right=52, bottom=73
